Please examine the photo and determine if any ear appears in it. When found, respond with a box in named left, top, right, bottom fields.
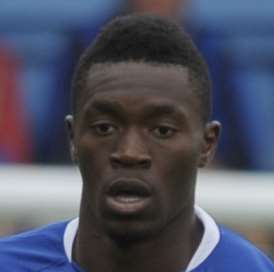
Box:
left=198, top=121, right=221, bottom=168
left=65, top=115, right=78, bottom=163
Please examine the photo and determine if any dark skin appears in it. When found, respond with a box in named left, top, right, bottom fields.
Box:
left=66, top=62, right=221, bottom=272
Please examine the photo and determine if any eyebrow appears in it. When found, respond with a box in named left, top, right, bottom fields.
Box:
left=145, top=104, right=177, bottom=115
left=144, top=103, right=186, bottom=120
left=86, top=99, right=124, bottom=118
left=85, top=99, right=186, bottom=121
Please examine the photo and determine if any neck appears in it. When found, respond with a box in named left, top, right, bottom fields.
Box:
left=73, top=200, right=203, bottom=272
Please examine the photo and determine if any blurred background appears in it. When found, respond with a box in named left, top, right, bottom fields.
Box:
left=0, top=0, right=273, bottom=258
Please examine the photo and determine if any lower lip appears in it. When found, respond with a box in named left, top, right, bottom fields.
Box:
left=105, top=195, right=151, bottom=215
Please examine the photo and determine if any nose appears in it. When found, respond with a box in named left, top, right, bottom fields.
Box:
left=110, top=129, right=151, bottom=169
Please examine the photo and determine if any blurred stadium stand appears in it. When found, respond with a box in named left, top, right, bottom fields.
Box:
left=0, top=47, right=32, bottom=162
left=0, top=0, right=124, bottom=163
left=189, top=0, right=274, bottom=170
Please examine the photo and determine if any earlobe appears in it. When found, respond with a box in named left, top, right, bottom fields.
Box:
left=198, top=121, right=221, bottom=168
left=65, top=115, right=78, bottom=163
left=70, top=144, right=78, bottom=163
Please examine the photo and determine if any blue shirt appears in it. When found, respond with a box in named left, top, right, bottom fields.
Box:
left=0, top=207, right=273, bottom=271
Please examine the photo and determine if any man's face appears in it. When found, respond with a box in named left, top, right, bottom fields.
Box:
left=68, top=62, right=219, bottom=241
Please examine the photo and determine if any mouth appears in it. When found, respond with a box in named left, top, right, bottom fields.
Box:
left=105, top=178, right=152, bottom=215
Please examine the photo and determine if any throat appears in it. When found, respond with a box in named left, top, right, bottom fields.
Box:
left=72, top=214, right=204, bottom=272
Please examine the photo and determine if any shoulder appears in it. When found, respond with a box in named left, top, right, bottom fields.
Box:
left=204, top=225, right=273, bottom=271
left=0, top=220, right=71, bottom=271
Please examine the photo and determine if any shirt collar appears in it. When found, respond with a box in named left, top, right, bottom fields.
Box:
left=63, top=206, right=220, bottom=271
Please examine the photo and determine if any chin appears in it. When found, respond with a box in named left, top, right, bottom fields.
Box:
left=96, top=195, right=163, bottom=243
left=101, top=218, right=163, bottom=244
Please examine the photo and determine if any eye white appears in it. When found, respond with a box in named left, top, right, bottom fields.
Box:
left=92, top=122, right=116, bottom=135
left=153, top=126, right=176, bottom=138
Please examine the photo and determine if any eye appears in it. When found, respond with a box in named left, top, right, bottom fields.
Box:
left=152, top=125, right=177, bottom=139
left=91, top=122, right=117, bottom=136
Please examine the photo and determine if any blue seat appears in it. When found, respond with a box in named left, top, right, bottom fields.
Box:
left=188, top=0, right=274, bottom=170
left=221, top=36, right=274, bottom=65
left=189, top=0, right=274, bottom=34
left=229, top=69, right=274, bottom=170
left=0, top=0, right=124, bottom=31
left=0, top=32, right=71, bottom=64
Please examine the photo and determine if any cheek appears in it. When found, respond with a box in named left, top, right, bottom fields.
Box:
left=156, top=136, right=201, bottom=177
left=153, top=138, right=200, bottom=207
left=76, top=134, right=110, bottom=191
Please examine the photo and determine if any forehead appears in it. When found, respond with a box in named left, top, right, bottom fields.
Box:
left=78, top=62, right=200, bottom=119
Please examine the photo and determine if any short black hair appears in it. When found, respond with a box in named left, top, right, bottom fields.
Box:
left=71, top=14, right=212, bottom=122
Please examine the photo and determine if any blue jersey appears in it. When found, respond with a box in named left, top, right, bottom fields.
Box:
left=0, top=208, right=273, bottom=271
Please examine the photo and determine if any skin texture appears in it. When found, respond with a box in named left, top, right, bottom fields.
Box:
left=66, top=62, right=220, bottom=272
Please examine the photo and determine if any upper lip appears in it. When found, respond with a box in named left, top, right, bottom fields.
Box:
left=107, top=178, right=152, bottom=197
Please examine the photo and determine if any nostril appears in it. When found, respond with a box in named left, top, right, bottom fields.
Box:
left=110, top=153, right=151, bottom=168
left=139, top=158, right=151, bottom=168
left=110, top=155, right=122, bottom=167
